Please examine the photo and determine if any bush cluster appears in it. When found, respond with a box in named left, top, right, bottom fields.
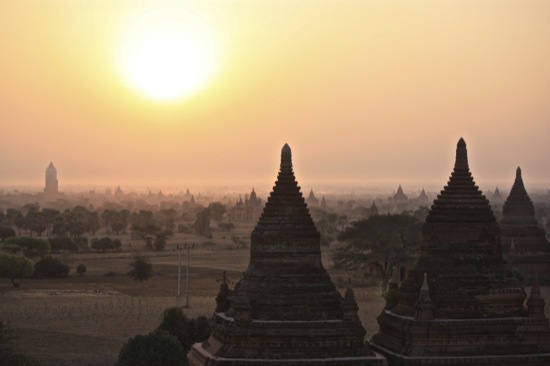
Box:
left=32, top=256, right=70, bottom=278
left=118, top=308, right=211, bottom=366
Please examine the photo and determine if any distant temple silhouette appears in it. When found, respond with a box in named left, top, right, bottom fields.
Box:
left=371, top=138, right=550, bottom=365
left=44, top=162, right=58, bottom=195
left=189, top=144, right=386, bottom=365
left=500, top=167, right=550, bottom=282
left=230, top=188, right=262, bottom=222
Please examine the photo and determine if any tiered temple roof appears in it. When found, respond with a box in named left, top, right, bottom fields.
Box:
left=501, top=167, right=549, bottom=253
left=189, top=144, right=386, bottom=365
left=371, top=138, right=550, bottom=365
left=391, top=185, right=408, bottom=202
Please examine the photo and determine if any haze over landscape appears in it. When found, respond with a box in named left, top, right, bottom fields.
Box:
left=1, top=0, right=549, bottom=190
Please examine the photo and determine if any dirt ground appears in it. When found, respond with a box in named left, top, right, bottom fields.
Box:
left=1, top=241, right=548, bottom=366
left=0, top=243, right=386, bottom=366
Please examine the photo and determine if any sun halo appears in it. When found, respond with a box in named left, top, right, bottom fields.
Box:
left=116, top=6, right=218, bottom=103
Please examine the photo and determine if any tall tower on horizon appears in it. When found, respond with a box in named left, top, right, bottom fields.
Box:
left=44, top=162, right=58, bottom=195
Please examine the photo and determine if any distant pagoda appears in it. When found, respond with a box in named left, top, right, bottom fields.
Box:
left=189, top=144, right=386, bottom=365
left=500, top=167, right=550, bottom=282
left=371, top=138, right=550, bottom=365
left=44, top=162, right=58, bottom=195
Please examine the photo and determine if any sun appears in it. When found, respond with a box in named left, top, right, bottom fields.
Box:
left=116, top=5, right=219, bottom=102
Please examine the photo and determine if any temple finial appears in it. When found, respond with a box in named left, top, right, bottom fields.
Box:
left=454, top=137, right=469, bottom=171
left=415, top=272, right=434, bottom=320
left=516, top=166, right=522, bottom=180
left=281, top=143, right=292, bottom=168
left=421, top=272, right=429, bottom=291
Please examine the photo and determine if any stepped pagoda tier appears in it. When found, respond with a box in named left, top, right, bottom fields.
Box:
left=501, top=167, right=549, bottom=253
left=500, top=167, right=550, bottom=282
left=371, top=138, right=550, bottom=366
left=189, top=144, right=386, bottom=366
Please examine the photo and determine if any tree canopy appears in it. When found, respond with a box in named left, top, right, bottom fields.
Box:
left=332, top=214, right=422, bottom=290
left=157, top=307, right=211, bottom=353
left=118, top=330, right=186, bottom=366
left=0, top=254, right=33, bottom=287
left=128, top=254, right=153, bottom=283
left=1, top=237, right=50, bottom=259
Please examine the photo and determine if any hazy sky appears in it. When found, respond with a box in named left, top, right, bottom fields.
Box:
left=1, top=1, right=549, bottom=190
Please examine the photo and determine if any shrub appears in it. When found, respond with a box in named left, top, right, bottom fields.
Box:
left=49, top=237, right=78, bottom=253
left=2, top=237, right=50, bottom=259
left=91, top=237, right=115, bottom=252
left=32, top=256, right=70, bottom=278
left=76, top=264, right=86, bottom=276
left=0, top=254, right=33, bottom=287
left=128, top=254, right=152, bottom=283
left=157, top=307, right=211, bottom=352
left=118, top=330, right=186, bottom=366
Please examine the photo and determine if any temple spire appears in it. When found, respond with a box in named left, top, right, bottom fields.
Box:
left=454, top=137, right=469, bottom=171
left=415, top=273, right=434, bottom=320
left=281, top=143, right=292, bottom=168
left=342, top=279, right=360, bottom=322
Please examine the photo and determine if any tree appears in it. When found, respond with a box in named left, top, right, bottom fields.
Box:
left=207, top=202, right=226, bottom=222
left=4, top=209, right=22, bottom=230
left=41, top=208, right=60, bottom=238
left=154, top=229, right=173, bottom=252
left=25, top=210, right=46, bottom=237
left=2, top=237, right=50, bottom=259
left=157, top=308, right=211, bottom=353
left=118, top=330, right=186, bottom=366
left=76, top=263, right=86, bottom=276
left=0, top=254, right=33, bottom=287
left=194, top=208, right=211, bottom=237
left=128, top=254, right=152, bottom=283
left=0, top=226, right=15, bottom=242
left=32, top=256, right=70, bottom=278
left=91, top=237, right=115, bottom=253
left=49, top=237, right=78, bottom=253
left=333, top=214, right=422, bottom=291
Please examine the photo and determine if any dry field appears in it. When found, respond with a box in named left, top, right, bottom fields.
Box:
left=0, top=233, right=386, bottom=366
left=1, top=234, right=548, bottom=366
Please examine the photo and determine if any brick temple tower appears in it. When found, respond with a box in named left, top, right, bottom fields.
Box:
left=189, top=144, right=386, bottom=365
left=44, top=162, right=58, bottom=195
left=371, top=138, right=550, bottom=365
left=500, top=167, right=550, bottom=282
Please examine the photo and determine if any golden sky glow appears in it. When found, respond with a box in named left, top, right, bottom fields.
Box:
left=1, top=1, right=549, bottom=191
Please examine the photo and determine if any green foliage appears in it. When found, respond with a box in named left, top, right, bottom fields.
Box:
left=118, top=330, right=186, bottom=366
left=333, top=214, right=422, bottom=290
left=32, top=256, right=70, bottom=278
left=91, top=237, right=116, bottom=252
left=0, top=254, right=33, bottom=287
left=2, top=237, right=50, bottom=259
left=128, top=254, right=152, bottom=283
left=48, top=237, right=78, bottom=253
left=76, top=263, right=86, bottom=276
left=157, top=308, right=211, bottom=353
